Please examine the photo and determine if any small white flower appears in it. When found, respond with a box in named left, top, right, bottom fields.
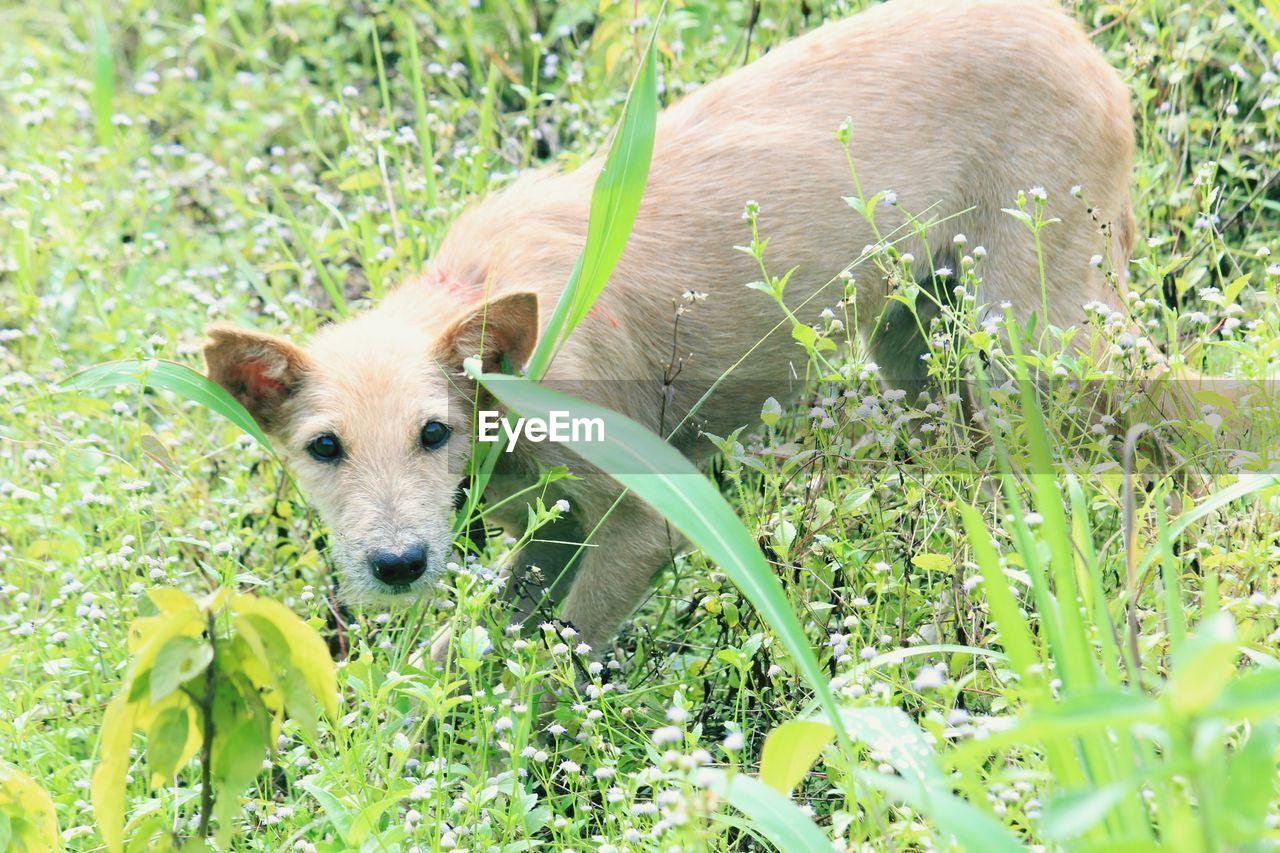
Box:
left=722, top=731, right=744, bottom=751
left=653, top=726, right=683, bottom=745
left=912, top=666, right=947, bottom=690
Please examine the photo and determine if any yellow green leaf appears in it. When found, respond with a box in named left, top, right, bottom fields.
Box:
left=147, top=587, right=198, bottom=617
left=232, top=594, right=338, bottom=719
left=0, top=762, right=61, bottom=852
left=92, top=694, right=139, bottom=853
left=759, top=720, right=836, bottom=795
left=911, top=553, right=954, bottom=573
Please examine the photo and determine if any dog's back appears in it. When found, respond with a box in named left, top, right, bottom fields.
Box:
left=431, top=0, right=1134, bottom=443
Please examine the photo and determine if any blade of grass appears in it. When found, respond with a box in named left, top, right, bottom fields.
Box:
left=465, top=365, right=851, bottom=755
left=60, top=359, right=273, bottom=454
left=91, top=8, right=115, bottom=147
left=458, top=21, right=660, bottom=530
left=700, top=769, right=834, bottom=853
left=524, top=30, right=659, bottom=380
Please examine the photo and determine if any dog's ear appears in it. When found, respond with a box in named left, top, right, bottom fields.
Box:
left=203, top=325, right=312, bottom=432
left=434, top=291, right=540, bottom=374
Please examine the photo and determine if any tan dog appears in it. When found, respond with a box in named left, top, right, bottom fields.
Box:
left=205, top=0, right=1134, bottom=651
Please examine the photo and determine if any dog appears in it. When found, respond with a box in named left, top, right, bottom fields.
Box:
left=205, top=0, right=1138, bottom=653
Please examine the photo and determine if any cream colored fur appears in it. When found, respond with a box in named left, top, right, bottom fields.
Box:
left=206, top=0, right=1139, bottom=651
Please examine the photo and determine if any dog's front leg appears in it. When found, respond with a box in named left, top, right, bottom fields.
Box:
left=558, top=498, right=679, bottom=653
left=428, top=517, right=587, bottom=664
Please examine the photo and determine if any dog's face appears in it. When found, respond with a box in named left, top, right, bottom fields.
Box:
left=203, top=291, right=538, bottom=604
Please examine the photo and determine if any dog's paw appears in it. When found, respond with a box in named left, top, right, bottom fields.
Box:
left=429, top=626, right=452, bottom=664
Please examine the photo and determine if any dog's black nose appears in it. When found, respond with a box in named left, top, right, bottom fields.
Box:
left=369, top=545, right=428, bottom=585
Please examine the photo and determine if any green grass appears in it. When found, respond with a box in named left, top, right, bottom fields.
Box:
left=5, top=0, right=1280, bottom=850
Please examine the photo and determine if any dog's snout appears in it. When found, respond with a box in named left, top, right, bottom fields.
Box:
left=369, top=545, right=428, bottom=586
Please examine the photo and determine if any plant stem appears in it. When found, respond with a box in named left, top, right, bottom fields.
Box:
left=197, top=610, right=217, bottom=840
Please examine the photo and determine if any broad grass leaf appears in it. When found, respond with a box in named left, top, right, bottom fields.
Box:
left=467, top=369, right=847, bottom=746
left=954, top=689, right=1160, bottom=762
left=563, top=37, right=658, bottom=332
left=855, top=642, right=1007, bottom=678
left=232, top=594, right=338, bottom=719
left=299, top=779, right=355, bottom=843
left=1218, top=720, right=1279, bottom=843
left=759, top=720, right=836, bottom=795
left=858, top=770, right=1023, bottom=853
left=700, top=769, right=832, bottom=853
left=1040, top=781, right=1138, bottom=842
left=1206, top=669, right=1280, bottom=719
left=526, top=33, right=658, bottom=379
left=958, top=503, right=1039, bottom=681
left=62, top=359, right=273, bottom=454
left=818, top=707, right=1020, bottom=852
left=1167, top=612, right=1239, bottom=716
left=828, top=707, right=943, bottom=791
left=1132, top=475, right=1280, bottom=584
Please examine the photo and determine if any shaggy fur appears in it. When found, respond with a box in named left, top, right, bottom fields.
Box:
left=207, top=0, right=1138, bottom=651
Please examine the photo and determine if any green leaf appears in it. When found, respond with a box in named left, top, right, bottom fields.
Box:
left=147, top=705, right=191, bottom=789
left=0, top=763, right=60, bottom=852
left=700, top=769, right=833, bottom=853
left=910, top=553, right=954, bottom=573
left=958, top=503, right=1040, bottom=682
left=232, top=594, right=338, bottom=719
left=955, top=689, right=1161, bottom=762
left=299, top=779, right=355, bottom=843
left=337, top=169, right=381, bottom=192
left=791, top=324, right=817, bottom=349
left=858, top=770, right=1023, bottom=853
left=92, top=695, right=139, bottom=853
left=1206, top=669, right=1280, bottom=719
left=150, top=635, right=213, bottom=704
left=760, top=396, right=782, bottom=427
left=1167, top=612, right=1239, bottom=717
left=61, top=359, right=273, bottom=453
left=820, top=707, right=1021, bottom=852
left=1040, top=781, right=1138, bottom=841
left=759, top=720, right=836, bottom=795
left=467, top=368, right=849, bottom=753
left=211, top=716, right=267, bottom=844
left=91, top=9, right=115, bottom=146
left=1218, top=721, right=1278, bottom=844
left=828, top=707, right=943, bottom=791
left=526, top=31, right=659, bottom=379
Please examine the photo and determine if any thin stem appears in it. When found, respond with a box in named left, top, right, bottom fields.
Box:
left=196, top=610, right=217, bottom=840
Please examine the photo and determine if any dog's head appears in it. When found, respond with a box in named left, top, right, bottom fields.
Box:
left=203, top=291, right=539, bottom=604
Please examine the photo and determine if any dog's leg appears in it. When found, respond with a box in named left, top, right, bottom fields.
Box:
left=501, top=517, right=590, bottom=626
left=557, top=498, right=678, bottom=653
left=864, top=252, right=959, bottom=405
left=428, top=519, right=587, bottom=664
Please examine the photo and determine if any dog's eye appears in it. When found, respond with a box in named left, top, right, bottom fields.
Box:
left=420, top=420, right=451, bottom=451
left=306, top=433, right=344, bottom=463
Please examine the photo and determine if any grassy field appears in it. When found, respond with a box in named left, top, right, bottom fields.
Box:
left=5, top=0, right=1280, bottom=850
